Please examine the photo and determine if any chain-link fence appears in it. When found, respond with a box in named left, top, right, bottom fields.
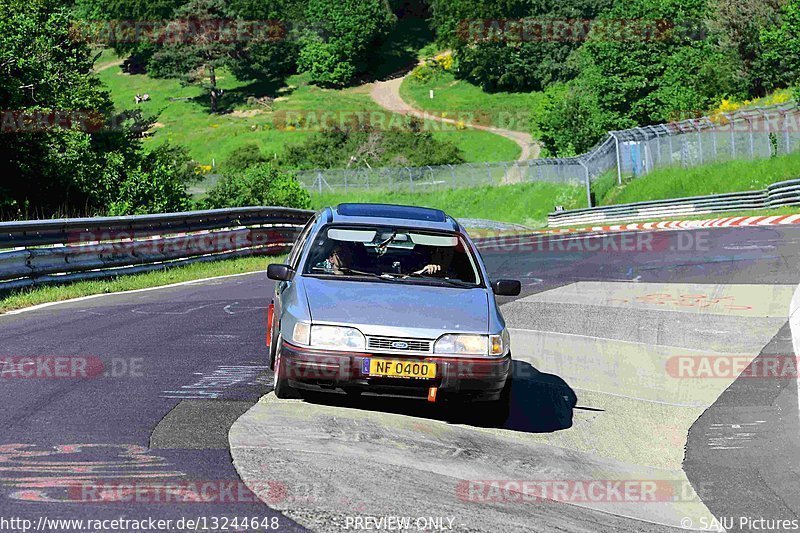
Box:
left=297, top=102, right=800, bottom=206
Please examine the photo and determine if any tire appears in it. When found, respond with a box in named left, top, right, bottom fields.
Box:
left=272, top=340, right=299, bottom=399
left=485, top=376, right=512, bottom=426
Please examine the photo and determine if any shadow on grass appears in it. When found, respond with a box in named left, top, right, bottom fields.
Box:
left=190, top=77, right=292, bottom=114
left=297, top=360, right=578, bottom=433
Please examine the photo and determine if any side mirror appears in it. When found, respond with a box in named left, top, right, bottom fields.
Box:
left=492, top=279, right=521, bottom=296
left=267, top=264, right=295, bottom=281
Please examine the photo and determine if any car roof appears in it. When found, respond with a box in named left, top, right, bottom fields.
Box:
left=325, top=203, right=461, bottom=232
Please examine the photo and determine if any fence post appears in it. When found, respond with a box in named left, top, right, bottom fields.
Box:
left=726, top=113, right=736, bottom=159
left=344, top=174, right=348, bottom=194
left=667, top=125, right=675, bottom=165
left=710, top=120, right=718, bottom=160
left=760, top=109, right=771, bottom=158
left=611, top=132, right=622, bottom=184
left=747, top=116, right=755, bottom=159
left=653, top=127, right=662, bottom=167
left=579, top=160, right=592, bottom=207
left=448, top=164, right=456, bottom=189
left=408, top=167, right=414, bottom=193
left=694, top=120, right=703, bottom=165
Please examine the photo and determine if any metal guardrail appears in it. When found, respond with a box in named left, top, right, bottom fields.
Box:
left=547, top=179, right=800, bottom=227
left=0, top=207, right=314, bottom=291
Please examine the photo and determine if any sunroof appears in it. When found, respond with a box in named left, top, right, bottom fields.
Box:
left=336, top=204, right=447, bottom=222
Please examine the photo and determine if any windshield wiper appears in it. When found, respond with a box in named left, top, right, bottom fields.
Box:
left=338, top=268, right=404, bottom=281
left=401, top=274, right=476, bottom=288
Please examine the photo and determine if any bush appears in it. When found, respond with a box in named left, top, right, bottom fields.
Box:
left=280, top=118, right=465, bottom=169
left=223, top=144, right=269, bottom=173
left=108, top=144, right=197, bottom=215
left=298, top=0, right=396, bottom=86
left=533, top=83, right=619, bottom=156
left=203, top=163, right=311, bottom=209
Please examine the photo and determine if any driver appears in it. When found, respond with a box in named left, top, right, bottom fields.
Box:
left=412, top=246, right=454, bottom=276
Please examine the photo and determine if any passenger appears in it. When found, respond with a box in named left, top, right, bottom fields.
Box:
left=325, top=243, right=354, bottom=275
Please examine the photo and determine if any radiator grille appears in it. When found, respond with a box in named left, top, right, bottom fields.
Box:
left=367, top=336, right=433, bottom=353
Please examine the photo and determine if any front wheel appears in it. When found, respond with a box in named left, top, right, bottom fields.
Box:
left=273, top=340, right=299, bottom=399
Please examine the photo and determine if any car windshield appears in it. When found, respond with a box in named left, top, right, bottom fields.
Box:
left=302, top=225, right=481, bottom=286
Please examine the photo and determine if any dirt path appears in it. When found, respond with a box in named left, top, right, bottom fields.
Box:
left=369, top=76, right=540, bottom=161
left=94, top=59, right=124, bottom=73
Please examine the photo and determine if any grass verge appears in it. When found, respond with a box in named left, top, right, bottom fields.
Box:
left=593, top=152, right=800, bottom=206
left=0, top=255, right=282, bottom=314
left=309, top=181, right=587, bottom=227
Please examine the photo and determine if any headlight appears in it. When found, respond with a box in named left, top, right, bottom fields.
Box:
left=310, top=325, right=366, bottom=350
left=292, top=322, right=311, bottom=345
left=434, top=334, right=488, bottom=356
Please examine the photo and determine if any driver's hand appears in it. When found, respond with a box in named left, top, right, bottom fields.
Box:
left=416, top=264, right=442, bottom=275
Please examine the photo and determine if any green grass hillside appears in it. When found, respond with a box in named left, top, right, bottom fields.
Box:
left=400, top=71, right=544, bottom=133
left=96, top=51, right=521, bottom=169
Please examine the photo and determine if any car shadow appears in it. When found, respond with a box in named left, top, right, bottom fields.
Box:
left=298, top=360, right=577, bottom=433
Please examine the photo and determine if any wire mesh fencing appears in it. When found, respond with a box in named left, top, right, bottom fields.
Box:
left=295, top=102, right=800, bottom=206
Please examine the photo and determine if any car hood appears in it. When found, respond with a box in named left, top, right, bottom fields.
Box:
left=301, top=277, right=489, bottom=336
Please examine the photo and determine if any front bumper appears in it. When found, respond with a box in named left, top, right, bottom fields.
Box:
left=279, top=341, right=511, bottom=401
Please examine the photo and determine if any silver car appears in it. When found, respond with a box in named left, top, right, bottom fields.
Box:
left=266, top=203, right=520, bottom=411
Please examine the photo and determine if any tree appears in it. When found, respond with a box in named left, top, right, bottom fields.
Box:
left=533, top=83, right=619, bottom=156
left=449, top=0, right=615, bottom=92
left=0, top=0, right=198, bottom=219
left=73, top=0, right=188, bottom=70
left=203, top=163, right=310, bottom=209
left=758, top=0, right=800, bottom=92
left=572, top=0, right=742, bottom=125
left=148, top=0, right=243, bottom=112
left=706, top=0, right=784, bottom=95
left=298, top=0, right=396, bottom=86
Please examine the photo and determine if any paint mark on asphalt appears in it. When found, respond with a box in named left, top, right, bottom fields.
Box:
left=162, top=364, right=269, bottom=400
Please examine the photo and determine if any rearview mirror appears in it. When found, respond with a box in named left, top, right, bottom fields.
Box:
left=492, top=279, right=521, bottom=296
left=267, top=264, right=294, bottom=281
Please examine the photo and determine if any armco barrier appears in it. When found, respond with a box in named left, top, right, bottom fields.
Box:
left=547, top=179, right=800, bottom=227
left=0, top=207, right=314, bottom=291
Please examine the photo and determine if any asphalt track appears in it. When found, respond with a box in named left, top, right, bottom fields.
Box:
left=1, top=225, right=799, bottom=532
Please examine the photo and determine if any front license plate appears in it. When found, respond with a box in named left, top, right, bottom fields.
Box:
left=369, top=359, right=437, bottom=379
